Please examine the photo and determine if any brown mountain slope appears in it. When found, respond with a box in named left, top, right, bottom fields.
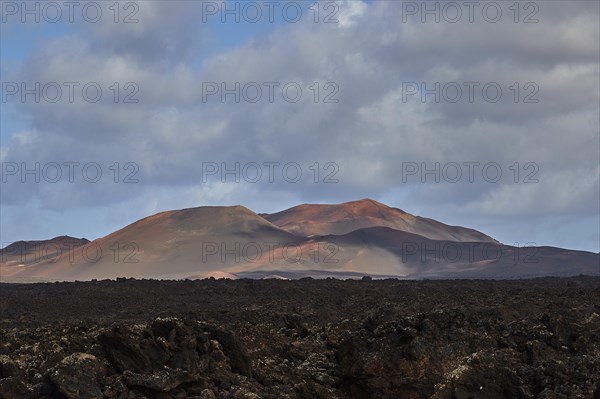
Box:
left=0, top=236, right=90, bottom=271
left=1, top=206, right=301, bottom=282
left=263, top=199, right=498, bottom=243
left=2, top=201, right=596, bottom=282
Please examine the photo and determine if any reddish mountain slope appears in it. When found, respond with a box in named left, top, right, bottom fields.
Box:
left=263, top=199, right=497, bottom=243
left=2, top=201, right=596, bottom=282
left=1, top=206, right=300, bottom=282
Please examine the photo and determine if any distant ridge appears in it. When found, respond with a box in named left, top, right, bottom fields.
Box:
left=1, top=235, right=90, bottom=254
left=1, top=200, right=597, bottom=282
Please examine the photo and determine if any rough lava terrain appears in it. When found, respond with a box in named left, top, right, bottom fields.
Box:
left=0, top=278, right=599, bottom=398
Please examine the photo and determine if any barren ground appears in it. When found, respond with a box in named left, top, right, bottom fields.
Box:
left=1, top=277, right=599, bottom=398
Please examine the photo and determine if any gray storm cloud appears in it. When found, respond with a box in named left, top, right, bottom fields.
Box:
left=1, top=0, right=598, bottom=250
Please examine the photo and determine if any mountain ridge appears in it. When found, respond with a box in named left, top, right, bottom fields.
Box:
left=1, top=200, right=596, bottom=282
left=263, top=198, right=498, bottom=243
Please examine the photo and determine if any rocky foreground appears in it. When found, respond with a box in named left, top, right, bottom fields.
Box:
left=0, top=277, right=599, bottom=398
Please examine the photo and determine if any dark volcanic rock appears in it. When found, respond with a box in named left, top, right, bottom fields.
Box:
left=122, top=369, right=194, bottom=391
left=207, top=327, right=253, bottom=378
left=99, top=318, right=213, bottom=393
left=0, top=278, right=599, bottom=398
left=49, top=352, right=106, bottom=399
left=99, top=324, right=165, bottom=373
left=0, top=376, right=31, bottom=399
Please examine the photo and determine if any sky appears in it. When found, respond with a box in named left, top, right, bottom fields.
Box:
left=0, top=0, right=599, bottom=252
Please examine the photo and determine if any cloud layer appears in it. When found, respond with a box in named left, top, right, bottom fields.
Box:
left=1, top=0, right=599, bottom=251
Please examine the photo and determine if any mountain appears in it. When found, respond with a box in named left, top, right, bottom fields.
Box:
left=312, top=227, right=599, bottom=279
left=1, top=206, right=300, bottom=282
left=0, top=236, right=90, bottom=280
left=232, top=226, right=599, bottom=279
left=1, top=236, right=90, bottom=257
left=1, top=200, right=597, bottom=282
left=263, top=199, right=498, bottom=243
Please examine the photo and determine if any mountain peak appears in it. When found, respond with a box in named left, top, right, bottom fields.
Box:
left=263, top=199, right=495, bottom=242
left=338, top=198, right=409, bottom=214
left=343, top=198, right=386, bottom=207
left=112, top=204, right=282, bottom=239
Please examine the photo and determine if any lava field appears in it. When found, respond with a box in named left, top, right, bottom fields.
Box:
left=1, top=277, right=599, bottom=398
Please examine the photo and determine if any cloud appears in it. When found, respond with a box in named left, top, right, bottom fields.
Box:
left=1, top=0, right=598, bottom=250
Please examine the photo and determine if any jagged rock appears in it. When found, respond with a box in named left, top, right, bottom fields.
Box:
left=203, top=326, right=252, bottom=377
left=0, top=355, right=22, bottom=379
left=1, top=278, right=599, bottom=398
left=49, top=352, right=105, bottom=399
left=99, top=324, right=168, bottom=373
left=122, top=369, right=195, bottom=391
left=200, top=388, right=216, bottom=399
left=0, top=376, right=31, bottom=399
